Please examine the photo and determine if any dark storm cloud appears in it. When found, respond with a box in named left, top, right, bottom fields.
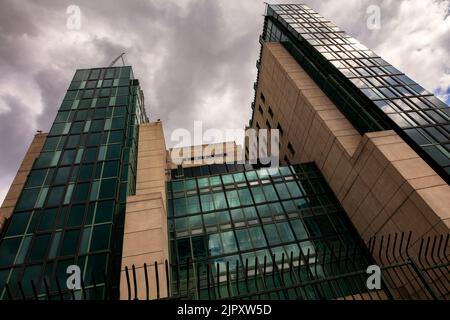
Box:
left=0, top=94, right=36, bottom=180
left=0, top=0, right=448, bottom=202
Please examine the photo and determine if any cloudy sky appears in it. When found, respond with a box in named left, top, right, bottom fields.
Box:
left=0, top=0, right=449, bottom=204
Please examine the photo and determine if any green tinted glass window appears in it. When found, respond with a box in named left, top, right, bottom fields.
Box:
left=28, top=234, right=51, bottom=261
left=0, top=238, right=21, bottom=267
left=5, top=211, right=31, bottom=236
left=90, top=224, right=111, bottom=252
left=60, top=230, right=80, bottom=256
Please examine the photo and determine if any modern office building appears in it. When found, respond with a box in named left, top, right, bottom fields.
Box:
left=0, top=66, right=148, bottom=299
left=247, top=3, right=450, bottom=252
left=0, top=3, right=448, bottom=300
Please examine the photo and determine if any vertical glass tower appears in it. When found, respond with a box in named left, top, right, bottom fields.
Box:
left=0, top=66, right=148, bottom=299
left=255, top=4, right=450, bottom=182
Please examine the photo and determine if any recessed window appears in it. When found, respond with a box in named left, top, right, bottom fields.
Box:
left=268, top=106, right=274, bottom=118
left=277, top=123, right=284, bottom=137
left=260, top=92, right=266, bottom=104
left=288, top=142, right=295, bottom=155
left=258, top=105, right=263, bottom=115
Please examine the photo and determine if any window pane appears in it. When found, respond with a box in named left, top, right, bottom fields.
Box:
left=236, top=229, right=252, bottom=250
left=5, top=211, right=31, bottom=236
left=29, top=234, right=51, bottom=261
left=263, top=224, right=280, bottom=245
left=60, top=229, right=80, bottom=256
left=90, top=224, right=111, bottom=251
left=238, top=189, right=253, bottom=206
left=221, top=231, right=237, bottom=254
left=0, top=238, right=21, bottom=267
left=186, top=196, right=200, bottom=214
left=226, top=190, right=240, bottom=208
left=200, top=194, right=214, bottom=211
left=248, top=226, right=267, bottom=248
left=212, top=192, right=227, bottom=210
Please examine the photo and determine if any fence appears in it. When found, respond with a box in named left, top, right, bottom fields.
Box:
left=2, top=232, right=449, bottom=300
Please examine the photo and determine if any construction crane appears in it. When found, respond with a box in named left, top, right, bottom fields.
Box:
left=108, top=52, right=126, bottom=67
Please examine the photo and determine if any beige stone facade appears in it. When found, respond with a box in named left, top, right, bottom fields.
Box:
left=0, top=133, right=47, bottom=233
left=250, top=42, right=450, bottom=256
left=120, top=122, right=170, bottom=299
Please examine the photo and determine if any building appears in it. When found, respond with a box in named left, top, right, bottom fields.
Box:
left=0, top=66, right=148, bottom=299
left=247, top=3, right=450, bottom=254
left=0, top=3, right=448, bottom=300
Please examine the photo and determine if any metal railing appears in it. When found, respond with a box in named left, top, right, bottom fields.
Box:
left=1, top=232, right=448, bottom=300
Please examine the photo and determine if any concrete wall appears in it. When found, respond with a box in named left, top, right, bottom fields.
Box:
left=252, top=43, right=450, bottom=255
left=120, top=122, right=170, bottom=300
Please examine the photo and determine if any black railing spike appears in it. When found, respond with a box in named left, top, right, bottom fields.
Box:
left=305, top=249, right=311, bottom=279
left=392, top=233, right=398, bottom=263
left=344, top=242, right=350, bottom=267
left=368, top=236, right=374, bottom=255
left=318, top=248, right=326, bottom=276
left=245, top=258, right=249, bottom=292
left=196, top=263, right=201, bottom=299
left=216, top=263, right=221, bottom=299
left=132, top=264, right=138, bottom=300
left=43, top=278, right=50, bottom=300
left=235, top=260, right=240, bottom=295
left=385, top=234, right=391, bottom=263
left=206, top=261, right=211, bottom=299
left=31, top=280, right=38, bottom=300
left=337, top=243, right=342, bottom=269
left=418, top=236, right=426, bottom=265
left=5, top=283, right=13, bottom=300
left=405, top=231, right=412, bottom=258
left=226, top=261, right=231, bottom=298
left=424, top=237, right=432, bottom=266
left=186, top=257, right=190, bottom=297
left=398, top=232, right=405, bottom=260
left=313, top=250, right=318, bottom=279
left=165, top=260, right=170, bottom=298
left=297, top=251, right=302, bottom=281
left=289, top=251, right=294, bottom=282
left=378, top=235, right=385, bottom=263
left=125, top=266, right=131, bottom=300
left=102, top=269, right=109, bottom=300
left=143, top=263, right=149, bottom=300
left=175, top=258, right=180, bottom=295
left=55, top=277, right=64, bottom=300
left=271, top=254, right=276, bottom=285
left=154, top=261, right=159, bottom=299
left=436, top=234, right=444, bottom=264
left=80, top=273, right=87, bottom=300
left=254, top=256, right=259, bottom=292
left=263, top=255, right=267, bottom=287
left=17, top=281, right=26, bottom=300
left=442, top=234, right=449, bottom=260
left=430, top=235, right=438, bottom=264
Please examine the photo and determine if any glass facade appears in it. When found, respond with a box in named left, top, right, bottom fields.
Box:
left=167, top=163, right=373, bottom=299
left=0, top=66, right=148, bottom=300
left=255, top=4, right=450, bottom=183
